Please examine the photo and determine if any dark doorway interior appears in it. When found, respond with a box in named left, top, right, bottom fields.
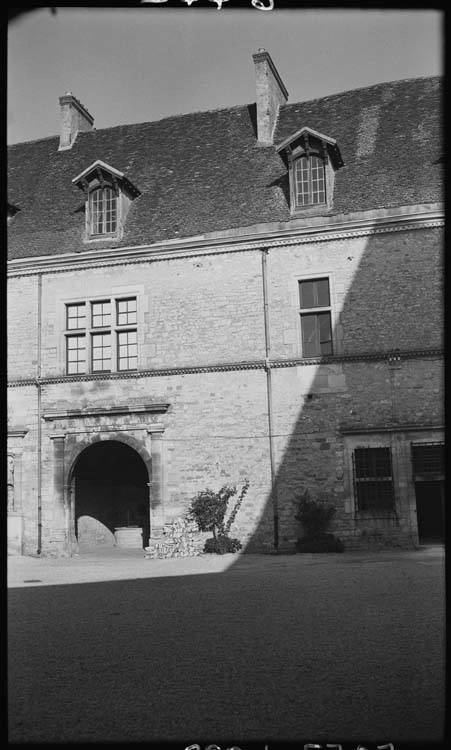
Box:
left=74, top=441, right=149, bottom=552
left=415, top=480, right=444, bottom=544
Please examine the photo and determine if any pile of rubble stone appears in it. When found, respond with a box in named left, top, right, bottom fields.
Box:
left=144, top=517, right=204, bottom=559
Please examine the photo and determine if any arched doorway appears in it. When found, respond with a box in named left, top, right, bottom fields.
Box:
left=72, top=440, right=150, bottom=552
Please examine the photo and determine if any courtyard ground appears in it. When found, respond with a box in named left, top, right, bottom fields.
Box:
left=8, top=546, right=445, bottom=744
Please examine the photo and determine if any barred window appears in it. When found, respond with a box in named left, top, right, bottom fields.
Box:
left=295, top=155, right=326, bottom=207
left=353, top=447, right=395, bottom=511
left=411, top=443, right=445, bottom=477
left=65, top=296, right=137, bottom=375
left=89, top=187, right=117, bottom=236
left=299, top=278, right=332, bottom=357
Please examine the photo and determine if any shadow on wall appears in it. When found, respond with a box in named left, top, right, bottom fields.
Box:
left=241, top=223, right=442, bottom=554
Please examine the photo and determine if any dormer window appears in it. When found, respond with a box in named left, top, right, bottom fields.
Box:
left=294, top=154, right=326, bottom=207
left=277, top=127, right=343, bottom=215
left=72, top=160, right=140, bottom=242
left=89, top=186, right=117, bottom=236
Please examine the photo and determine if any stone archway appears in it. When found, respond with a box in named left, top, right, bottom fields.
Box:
left=70, top=440, right=150, bottom=552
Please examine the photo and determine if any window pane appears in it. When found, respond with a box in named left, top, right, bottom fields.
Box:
left=90, top=187, right=117, bottom=235
left=354, top=447, right=392, bottom=478
left=318, top=312, right=332, bottom=354
left=117, top=298, right=137, bottom=326
left=316, top=278, right=330, bottom=307
left=117, top=330, right=137, bottom=370
left=295, top=155, right=325, bottom=206
left=66, top=303, right=86, bottom=330
left=295, top=157, right=309, bottom=206
left=66, top=335, right=85, bottom=374
left=353, top=447, right=395, bottom=510
left=92, top=301, right=111, bottom=328
left=299, top=280, right=315, bottom=309
left=90, top=189, right=103, bottom=235
left=300, top=279, right=330, bottom=309
left=411, top=443, right=445, bottom=474
left=104, top=188, right=117, bottom=233
left=356, top=481, right=394, bottom=510
left=310, top=155, right=326, bottom=204
left=91, top=332, right=111, bottom=371
left=301, top=314, right=319, bottom=357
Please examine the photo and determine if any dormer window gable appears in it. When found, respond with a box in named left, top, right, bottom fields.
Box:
left=72, top=160, right=140, bottom=241
left=276, top=127, right=344, bottom=215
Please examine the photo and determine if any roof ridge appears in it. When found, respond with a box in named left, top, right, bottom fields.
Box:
left=8, top=102, right=254, bottom=148
left=8, top=75, right=441, bottom=148
left=281, top=74, right=442, bottom=110
left=86, top=101, right=253, bottom=134
left=8, top=133, right=59, bottom=148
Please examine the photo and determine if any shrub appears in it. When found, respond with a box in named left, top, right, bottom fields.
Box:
left=295, top=490, right=344, bottom=553
left=204, top=536, right=242, bottom=554
left=188, top=479, right=249, bottom=554
left=188, top=485, right=236, bottom=538
left=295, top=490, right=337, bottom=537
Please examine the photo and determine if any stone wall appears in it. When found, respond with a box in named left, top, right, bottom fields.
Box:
left=7, top=223, right=444, bottom=554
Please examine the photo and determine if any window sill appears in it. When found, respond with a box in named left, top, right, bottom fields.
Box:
left=355, top=509, right=397, bottom=519
left=290, top=204, right=333, bottom=218
left=83, top=233, right=121, bottom=244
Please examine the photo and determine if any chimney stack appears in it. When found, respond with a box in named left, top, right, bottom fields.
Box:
left=58, top=92, right=94, bottom=151
left=252, top=49, right=288, bottom=145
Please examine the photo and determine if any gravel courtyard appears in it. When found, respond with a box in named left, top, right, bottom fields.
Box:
left=8, top=547, right=445, bottom=745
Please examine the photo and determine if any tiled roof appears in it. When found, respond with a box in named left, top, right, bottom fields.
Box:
left=8, top=76, right=442, bottom=260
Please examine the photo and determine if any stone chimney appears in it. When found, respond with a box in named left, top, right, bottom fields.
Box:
left=252, top=49, right=288, bottom=145
left=58, top=92, right=94, bottom=151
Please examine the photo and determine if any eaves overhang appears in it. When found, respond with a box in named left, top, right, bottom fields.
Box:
left=72, top=159, right=124, bottom=184
left=72, top=159, right=140, bottom=197
left=276, top=126, right=344, bottom=168
left=7, top=204, right=444, bottom=277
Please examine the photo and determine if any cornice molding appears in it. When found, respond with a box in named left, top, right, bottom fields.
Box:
left=7, top=206, right=444, bottom=278
left=7, top=348, right=443, bottom=388
left=7, top=430, right=29, bottom=438
left=339, top=423, right=444, bottom=435
left=42, top=403, right=170, bottom=420
left=270, top=347, right=444, bottom=368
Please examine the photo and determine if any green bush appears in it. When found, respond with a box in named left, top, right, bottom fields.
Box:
left=204, top=536, right=242, bottom=554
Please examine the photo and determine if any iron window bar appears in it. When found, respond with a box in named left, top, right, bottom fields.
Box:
left=411, top=442, right=445, bottom=480
left=352, top=446, right=396, bottom=516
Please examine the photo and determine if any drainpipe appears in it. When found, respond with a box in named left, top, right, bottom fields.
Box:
left=36, top=273, right=42, bottom=555
left=261, top=249, right=278, bottom=551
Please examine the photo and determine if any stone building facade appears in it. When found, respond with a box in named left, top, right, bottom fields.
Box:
left=7, top=51, right=443, bottom=556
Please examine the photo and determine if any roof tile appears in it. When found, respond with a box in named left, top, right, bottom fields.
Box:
left=8, top=77, right=442, bottom=260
